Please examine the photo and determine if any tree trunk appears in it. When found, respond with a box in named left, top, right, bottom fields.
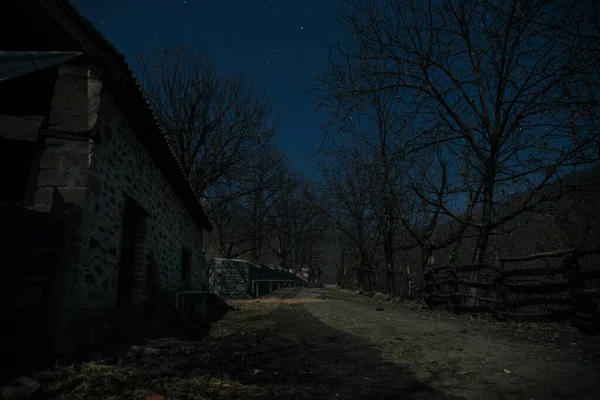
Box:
left=386, top=261, right=395, bottom=296
left=418, top=245, right=433, bottom=299
left=384, top=209, right=395, bottom=295
left=469, top=161, right=496, bottom=304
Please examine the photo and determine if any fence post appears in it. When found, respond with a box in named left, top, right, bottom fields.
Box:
left=567, top=255, right=594, bottom=315
left=269, top=281, right=272, bottom=293
left=407, top=265, right=412, bottom=297
left=495, top=261, right=507, bottom=315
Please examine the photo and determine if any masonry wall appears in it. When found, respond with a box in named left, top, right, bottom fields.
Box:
left=89, top=68, right=206, bottom=299
left=209, top=259, right=252, bottom=299
left=209, top=258, right=305, bottom=299
left=33, top=63, right=206, bottom=354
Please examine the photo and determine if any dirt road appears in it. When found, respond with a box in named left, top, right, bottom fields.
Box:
left=31, top=287, right=600, bottom=399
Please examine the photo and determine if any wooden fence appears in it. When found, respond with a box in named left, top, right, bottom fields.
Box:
left=424, top=248, right=600, bottom=335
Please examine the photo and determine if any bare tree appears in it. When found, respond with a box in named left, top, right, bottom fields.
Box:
left=313, top=49, right=477, bottom=296
left=268, top=174, right=322, bottom=269
left=314, top=0, right=599, bottom=273
left=486, top=0, right=600, bottom=53
left=316, top=147, right=385, bottom=291
left=207, top=147, right=290, bottom=259
left=135, top=46, right=278, bottom=201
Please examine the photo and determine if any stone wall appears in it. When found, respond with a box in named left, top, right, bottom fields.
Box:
left=33, top=63, right=207, bottom=353
left=90, top=65, right=206, bottom=296
left=209, top=258, right=305, bottom=299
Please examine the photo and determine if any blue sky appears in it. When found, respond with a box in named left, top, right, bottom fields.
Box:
left=71, top=0, right=349, bottom=178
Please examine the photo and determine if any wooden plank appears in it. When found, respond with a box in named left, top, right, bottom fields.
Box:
left=496, top=308, right=575, bottom=323
left=499, top=248, right=576, bottom=263
left=496, top=266, right=570, bottom=281
left=571, top=288, right=600, bottom=298
left=456, top=280, right=495, bottom=291
left=425, top=278, right=455, bottom=288
left=505, top=282, right=570, bottom=295
left=430, top=263, right=501, bottom=274
left=428, top=279, right=495, bottom=291
left=429, top=292, right=496, bottom=303
left=455, top=305, right=495, bottom=314
left=496, top=296, right=578, bottom=310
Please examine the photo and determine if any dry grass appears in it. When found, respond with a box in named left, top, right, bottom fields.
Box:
left=30, top=288, right=339, bottom=400
left=35, top=361, right=277, bottom=400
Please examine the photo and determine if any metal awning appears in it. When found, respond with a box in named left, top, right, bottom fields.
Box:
left=0, top=51, right=82, bottom=83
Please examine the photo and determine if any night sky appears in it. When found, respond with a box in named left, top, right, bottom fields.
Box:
left=71, top=0, right=350, bottom=177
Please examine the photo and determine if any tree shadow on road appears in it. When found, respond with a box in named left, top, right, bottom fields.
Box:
left=31, top=291, right=465, bottom=399
left=197, top=301, right=464, bottom=399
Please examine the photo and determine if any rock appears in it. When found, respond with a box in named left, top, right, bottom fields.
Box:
left=1, top=376, right=40, bottom=399
left=376, top=306, right=385, bottom=311
left=128, top=345, right=159, bottom=356
left=372, top=292, right=390, bottom=302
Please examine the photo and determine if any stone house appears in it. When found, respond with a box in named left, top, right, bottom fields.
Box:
left=1, top=0, right=213, bottom=354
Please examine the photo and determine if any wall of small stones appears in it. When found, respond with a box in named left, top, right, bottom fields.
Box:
left=209, top=258, right=305, bottom=299
left=32, top=63, right=207, bottom=355
left=88, top=66, right=206, bottom=300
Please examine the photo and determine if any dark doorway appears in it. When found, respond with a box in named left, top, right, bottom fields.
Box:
left=116, top=196, right=147, bottom=317
left=0, top=138, right=36, bottom=204
left=181, top=247, right=192, bottom=290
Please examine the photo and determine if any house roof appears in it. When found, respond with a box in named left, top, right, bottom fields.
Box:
left=0, top=51, right=82, bottom=83
left=32, top=0, right=213, bottom=232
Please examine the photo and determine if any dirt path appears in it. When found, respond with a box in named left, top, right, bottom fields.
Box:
left=28, top=287, right=600, bottom=400
left=301, top=288, right=600, bottom=399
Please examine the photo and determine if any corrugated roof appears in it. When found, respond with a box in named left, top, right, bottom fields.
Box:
left=40, top=0, right=212, bottom=232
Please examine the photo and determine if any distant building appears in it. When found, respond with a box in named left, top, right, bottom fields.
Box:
left=295, top=272, right=309, bottom=283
